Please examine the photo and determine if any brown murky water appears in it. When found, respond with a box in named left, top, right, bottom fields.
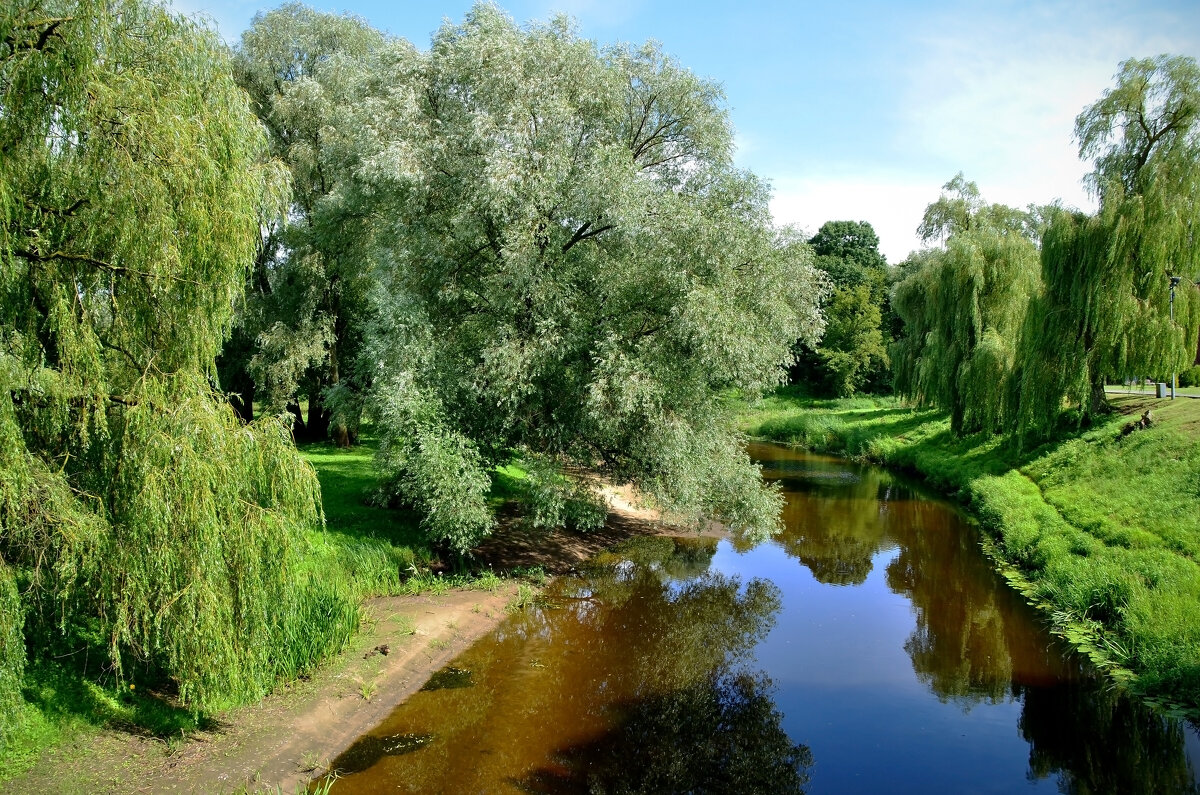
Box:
left=327, top=442, right=1200, bottom=794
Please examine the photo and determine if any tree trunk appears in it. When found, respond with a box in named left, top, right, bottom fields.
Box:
left=1086, top=376, right=1110, bottom=423
left=331, top=420, right=350, bottom=448
left=306, top=399, right=331, bottom=442
left=286, top=400, right=307, bottom=440
left=326, top=324, right=351, bottom=447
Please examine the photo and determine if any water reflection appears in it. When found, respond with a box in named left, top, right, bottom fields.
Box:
left=750, top=442, right=1200, bottom=791
left=519, top=671, right=811, bottom=794
left=1022, top=681, right=1200, bottom=794
left=761, top=449, right=895, bottom=586
left=329, top=443, right=1200, bottom=793
left=751, top=441, right=1066, bottom=704
left=327, top=537, right=809, bottom=793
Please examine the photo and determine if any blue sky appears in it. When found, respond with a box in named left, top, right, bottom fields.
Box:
left=176, top=0, right=1200, bottom=263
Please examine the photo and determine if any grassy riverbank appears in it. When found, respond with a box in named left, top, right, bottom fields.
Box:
left=741, top=387, right=1200, bottom=712
left=0, top=433, right=513, bottom=783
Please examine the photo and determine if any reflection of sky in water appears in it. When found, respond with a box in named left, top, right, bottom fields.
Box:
left=714, top=539, right=1044, bottom=794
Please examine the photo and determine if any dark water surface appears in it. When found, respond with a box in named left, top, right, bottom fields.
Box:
left=327, top=442, right=1200, bottom=793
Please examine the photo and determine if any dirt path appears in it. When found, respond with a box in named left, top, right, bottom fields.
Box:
left=10, top=494, right=700, bottom=794
left=10, top=588, right=516, bottom=795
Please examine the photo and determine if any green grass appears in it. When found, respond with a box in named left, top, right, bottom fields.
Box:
left=0, top=659, right=212, bottom=779
left=741, top=387, right=1200, bottom=711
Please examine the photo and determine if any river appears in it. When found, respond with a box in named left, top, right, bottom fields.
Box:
left=325, top=441, right=1200, bottom=793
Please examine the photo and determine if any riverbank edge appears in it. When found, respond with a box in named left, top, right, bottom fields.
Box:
left=739, top=394, right=1164, bottom=707
left=4, top=489, right=685, bottom=794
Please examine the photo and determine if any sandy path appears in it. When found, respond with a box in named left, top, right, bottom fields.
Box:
left=9, top=588, right=516, bottom=795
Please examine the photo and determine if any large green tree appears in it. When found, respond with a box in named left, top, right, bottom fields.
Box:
left=356, top=5, right=826, bottom=551
left=795, top=220, right=891, bottom=396
left=224, top=3, right=394, bottom=444
left=0, top=0, right=339, bottom=718
left=808, top=219, right=888, bottom=287
left=1016, top=55, right=1200, bottom=439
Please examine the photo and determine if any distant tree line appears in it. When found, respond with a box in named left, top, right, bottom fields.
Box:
left=796, top=57, right=1200, bottom=450
left=890, top=56, right=1200, bottom=444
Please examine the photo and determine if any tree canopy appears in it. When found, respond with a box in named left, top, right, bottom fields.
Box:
left=0, top=0, right=343, bottom=715
left=352, top=5, right=826, bottom=551
left=796, top=220, right=891, bottom=396
left=809, top=219, right=888, bottom=287
left=917, top=173, right=1046, bottom=245
left=1016, top=55, right=1200, bottom=439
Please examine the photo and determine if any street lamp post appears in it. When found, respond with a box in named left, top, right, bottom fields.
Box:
left=1171, top=275, right=1182, bottom=400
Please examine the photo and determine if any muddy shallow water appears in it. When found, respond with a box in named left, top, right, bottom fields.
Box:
left=326, top=442, right=1200, bottom=794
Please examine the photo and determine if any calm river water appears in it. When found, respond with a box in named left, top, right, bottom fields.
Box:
left=327, top=441, right=1200, bottom=793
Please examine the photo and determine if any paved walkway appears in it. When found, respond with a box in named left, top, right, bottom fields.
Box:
left=1105, top=387, right=1200, bottom=399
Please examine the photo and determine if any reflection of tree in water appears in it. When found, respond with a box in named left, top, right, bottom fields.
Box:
left=1020, top=680, right=1200, bottom=794
left=757, top=444, right=1047, bottom=704
left=885, top=497, right=1015, bottom=704
left=536, top=536, right=784, bottom=691
left=511, top=536, right=807, bottom=790
left=767, top=462, right=902, bottom=585
left=750, top=442, right=1200, bottom=793
left=518, top=671, right=812, bottom=794
left=331, top=536, right=808, bottom=792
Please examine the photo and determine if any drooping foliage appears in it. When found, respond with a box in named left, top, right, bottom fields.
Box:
left=893, top=60, right=1200, bottom=443
left=355, top=5, right=826, bottom=551
left=223, top=4, right=395, bottom=444
left=0, top=0, right=342, bottom=713
left=892, top=213, right=1041, bottom=435
left=0, top=558, right=21, bottom=750
left=1016, top=55, right=1200, bottom=440
left=917, top=172, right=1045, bottom=244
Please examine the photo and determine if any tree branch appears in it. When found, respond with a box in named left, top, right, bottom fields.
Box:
left=562, top=221, right=614, bottom=253
left=1, top=17, right=72, bottom=55
left=16, top=247, right=205, bottom=286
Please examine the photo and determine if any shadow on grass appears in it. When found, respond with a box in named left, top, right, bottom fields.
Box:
left=19, top=658, right=213, bottom=741
left=300, top=435, right=425, bottom=550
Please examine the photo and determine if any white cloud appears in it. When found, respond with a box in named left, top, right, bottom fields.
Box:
left=892, top=1, right=1197, bottom=213
left=769, top=175, right=942, bottom=264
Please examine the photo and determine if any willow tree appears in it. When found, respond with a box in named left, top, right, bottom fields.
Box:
left=917, top=173, right=1045, bottom=245
left=356, top=5, right=826, bottom=551
left=892, top=219, right=1041, bottom=435
left=221, top=4, right=393, bottom=444
left=1017, top=55, right=1200, bottom=440
left=0, top=0, right=337, bottom=716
